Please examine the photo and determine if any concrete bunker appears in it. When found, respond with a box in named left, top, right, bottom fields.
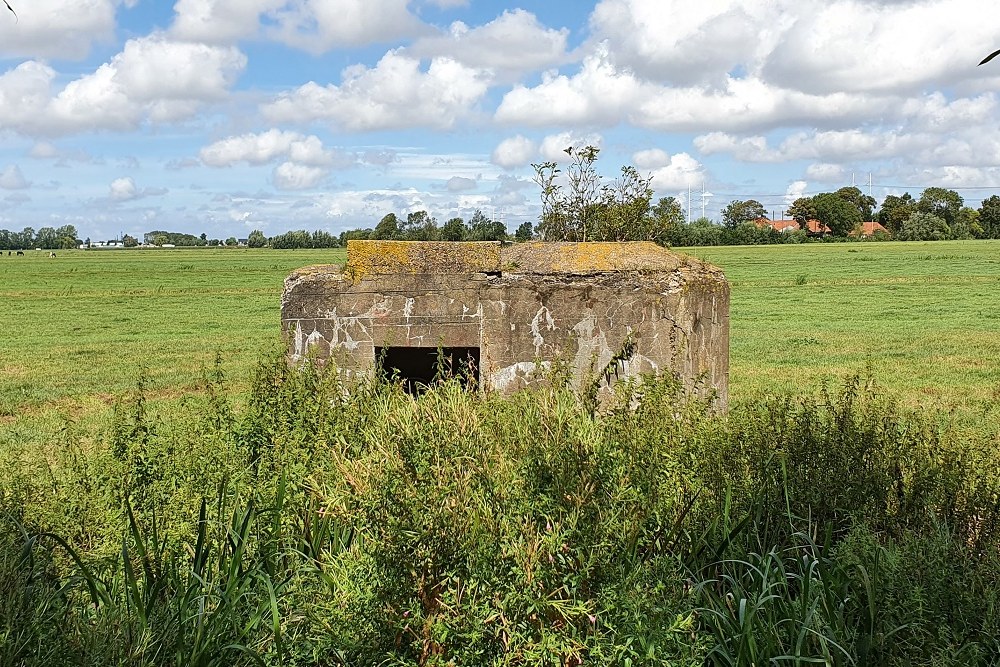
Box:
left=281, top=240, right=729, bottom=408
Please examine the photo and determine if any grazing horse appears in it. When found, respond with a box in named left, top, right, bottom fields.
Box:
left=15, top=250, right=24, bottom=255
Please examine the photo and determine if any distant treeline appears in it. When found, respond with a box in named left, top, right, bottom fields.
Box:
left=7, top=186, right=1000, bottom=253
left=0, top=225, right=80, bottom=250
left=254, top=209, right=526, bottom=250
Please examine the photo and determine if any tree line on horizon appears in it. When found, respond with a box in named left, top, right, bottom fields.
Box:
left=5, top=152, right=1000, bottom=250
left=0, top=225, right=80, bottom=251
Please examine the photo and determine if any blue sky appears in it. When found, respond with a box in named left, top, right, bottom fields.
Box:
left=1, top=0, right=999, bottom=241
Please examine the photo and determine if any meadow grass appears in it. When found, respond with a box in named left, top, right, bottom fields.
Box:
left=3, top=242, right=1000, bottom=665
left=3, top=359, right=999, bottom=666
left=2, top=240, right=998, bottom=428
left=0, top=247, right=346, bottom=422
left=684, top=240, right=1000, bottom=411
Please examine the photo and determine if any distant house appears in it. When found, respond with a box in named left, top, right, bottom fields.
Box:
left=754, top=218, right=831, bottom=235
left=802, top=219, right=831, bottom=235
left=850, top=221, right=890, bottom=238
left=756, top=218, right=800, bottom=233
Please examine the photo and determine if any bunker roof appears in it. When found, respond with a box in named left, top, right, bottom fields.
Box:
left=322, top=240, right=691, bottom=283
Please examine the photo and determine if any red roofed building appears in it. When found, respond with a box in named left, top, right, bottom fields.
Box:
left=755, top=218, right=800, bottom=233
left=755, top=218, right=830, bottom=235
left=849, top=221, right=890, bottom=238
left=803, top=219, right=831, bottom=235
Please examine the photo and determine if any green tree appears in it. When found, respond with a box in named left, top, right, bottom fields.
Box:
left=834, top=186, right=877, bottom=221
left=372, top=213, right=401, bottom=240
left=310, top=230, right=338, bottom=247
left=440, top=217, right=468, bottom=241
left=648, top=196, right=685, bottom=245
left=270, top=230, right=310, bottom=249
left=787, top=197, right=817, bottom=227
left=917, top=187, right=963, bottom=226
left=514, top=221, right=533, bottom=242
left=339, top=228, right=372, bottom=245
left=404, top=211, right=439, bottom=241
left=685, top=217, right=723, bottom=246
left=122, top=234, right=138, bottom=248
left=812, top=192, right=862, bottom=236
left=898, top=212, right=950, bottom=240
left=594, top=166, right=654, bottom=242
left=533, top=146, right=604, bottom=241
left=978, top=195, right=1000, bottom=239
left=721, top=199, right=767, bottom=229
left=55, top=224, right=79, bottom=249
left=153, top=234, right=168, bottom=246
left=14, top=226, right=34, bottom=249
left=35, top=227, right=58, bottom=249
left=562, top=146, right=603, bottom=241
left=951, top=208, right=980, bottom=240
left=531, top=146, right=675, bottom=243
left=467, top=210, right=507, bottom=241
left=877, top=193, right=916, bottom=234
left=247, top=230, right=267, bottom=248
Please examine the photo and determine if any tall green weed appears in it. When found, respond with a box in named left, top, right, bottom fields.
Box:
left=2, top=355, right=999, bottom=665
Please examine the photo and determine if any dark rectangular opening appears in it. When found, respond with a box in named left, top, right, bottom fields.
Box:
left=375, top=346, right=480, bottom=395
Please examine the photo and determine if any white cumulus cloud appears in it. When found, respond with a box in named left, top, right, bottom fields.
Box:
left=590, top=0, right=783, bottom=85
left=646, top=152, right=705, bottom=190
left=0, top=165, right=29, bottom=189
left=272, top=162, right=328, bottom=190
left=804, top=163, right=846, bottom=182
left=171, top=0, right=284, bottom=43
left=266, top=0, right=425, bottom=54
left=0, top=0, right=121, bottom=60
left=410, top=9, right=569, bottom=79
left=108, top=176, right=167, bottom=202
left=496, top=46, right=648, bottom=126
left=632, top=148, right=673, bottom=169
left=491, top=135, right=537, bottom=169
left=539, top=132, right=602, bottom=162
left=0, top=36, right=246, bottom=136
left=109, top=177, right=138, bottom=201
left=200, top=130, right=349, bottom=168
left=262, top=51, right=491, bottom=131
left=446, top=176, right=477, bottom=192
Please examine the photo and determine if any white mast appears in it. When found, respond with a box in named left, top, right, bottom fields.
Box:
left=701, top=181, right=711, bottom=219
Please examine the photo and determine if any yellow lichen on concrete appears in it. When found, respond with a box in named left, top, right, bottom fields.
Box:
left=345, top=240, right=502, bottom=281
left=501, top=241, right=685, bottom=274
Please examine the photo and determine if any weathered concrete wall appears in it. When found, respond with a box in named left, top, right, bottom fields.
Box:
left=281, top=240, right=729, bottom=408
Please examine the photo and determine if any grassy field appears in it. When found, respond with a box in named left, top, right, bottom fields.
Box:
left=0, top=247, right=346, bottom=424
left=4, top=241, right=1000, bottom=665
left=687, top=240, right=1000, bottom=411
left=2, top=240, right=999, bottom=429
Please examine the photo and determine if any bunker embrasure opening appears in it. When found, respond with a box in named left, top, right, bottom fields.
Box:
left=375, top=346, right=481, bottom=394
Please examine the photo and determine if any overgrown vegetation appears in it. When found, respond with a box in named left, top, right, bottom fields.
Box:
left=3, top=356, right=999, bottom=665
